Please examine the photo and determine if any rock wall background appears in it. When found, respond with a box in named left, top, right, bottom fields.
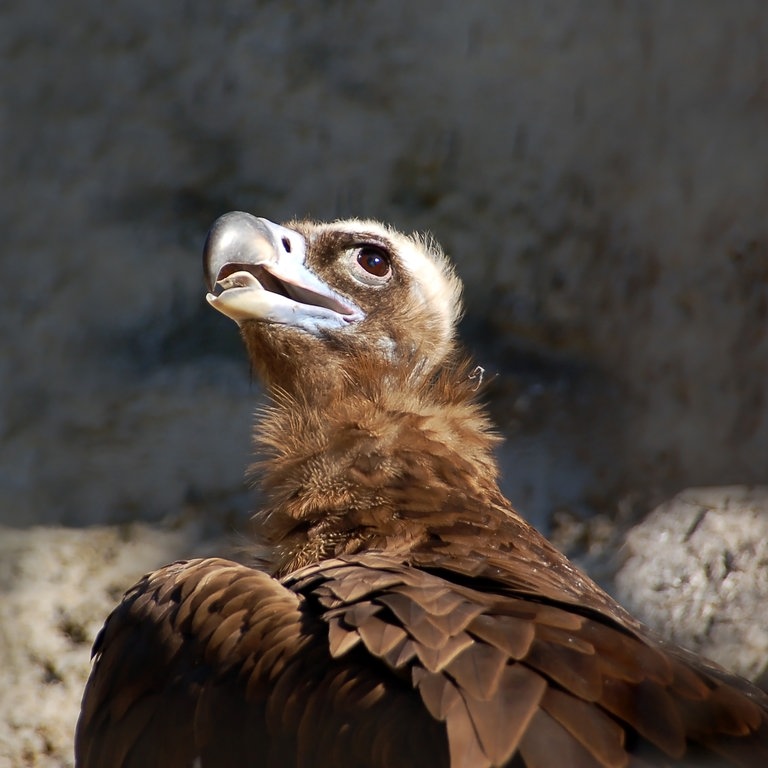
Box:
left=3, top=0, right=768, bottom=530
left=2, top=1, right=768, bottom=765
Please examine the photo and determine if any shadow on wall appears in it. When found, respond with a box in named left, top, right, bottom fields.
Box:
left=1, top=1, right=767, bottom=530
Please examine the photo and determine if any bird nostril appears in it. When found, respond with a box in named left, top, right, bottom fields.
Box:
left=282, top=237, right=292, bottom=253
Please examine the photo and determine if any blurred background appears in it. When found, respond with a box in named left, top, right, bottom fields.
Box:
left=2, top=2, right=768, bottom=764
left=3, top=0, right=768, bottom=532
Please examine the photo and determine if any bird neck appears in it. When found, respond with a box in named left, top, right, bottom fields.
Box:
left=248, top=359, right=508, bottom=577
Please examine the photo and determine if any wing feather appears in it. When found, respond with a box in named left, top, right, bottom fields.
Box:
left=519, top=708, right=607, bottom=768
left=540, top=686, right=627, bottom=767
left=467, top=613, right=535, bottom=658
left=356, top=613, right=409, bottom=656
left=445, top=643, right=509, bottom=700
left=462, top=664, right=547, bottom=765
left=79, top=551, right=768, bottom=767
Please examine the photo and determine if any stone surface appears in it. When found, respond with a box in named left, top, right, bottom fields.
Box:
left=0, top=522, right=225, bottom=768
left=616, top=486, right=768, bottom=683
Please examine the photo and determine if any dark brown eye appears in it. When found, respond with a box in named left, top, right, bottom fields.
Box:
left=356, top=246, right=391, bottom=278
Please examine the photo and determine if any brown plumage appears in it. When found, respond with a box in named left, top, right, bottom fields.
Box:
left=76, top=213, right=768, bottom=767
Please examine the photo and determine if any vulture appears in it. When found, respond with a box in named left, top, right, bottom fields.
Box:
left=76, top=213, right=768, bottom=768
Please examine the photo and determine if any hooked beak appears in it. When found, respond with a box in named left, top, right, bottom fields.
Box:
left=203, top=212, right=364, bottom=332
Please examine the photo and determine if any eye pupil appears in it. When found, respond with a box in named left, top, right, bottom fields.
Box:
left=357, top=247, right=390, bottom=278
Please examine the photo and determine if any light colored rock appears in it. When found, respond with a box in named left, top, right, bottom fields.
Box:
left=615, top=486, right=768, bottom=682
left=0, top=523, right=223, bottom=768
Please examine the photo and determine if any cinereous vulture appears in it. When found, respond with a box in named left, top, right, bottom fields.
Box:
left=76, top=213, right=768, bottom=767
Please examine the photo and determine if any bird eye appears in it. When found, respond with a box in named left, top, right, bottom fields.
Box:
left=356, top=246, right=391, bottom=279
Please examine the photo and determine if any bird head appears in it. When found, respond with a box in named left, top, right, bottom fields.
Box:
left=204, top=213, right=463, bottom=395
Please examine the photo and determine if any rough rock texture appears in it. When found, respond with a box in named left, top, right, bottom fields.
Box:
left=0, top=522, right=226, bottom=768
left=3, top=1, right=768, bottom=529
left=616, top=487, right=768, bottom=683
left=3, top=1, right=768, bottom=765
